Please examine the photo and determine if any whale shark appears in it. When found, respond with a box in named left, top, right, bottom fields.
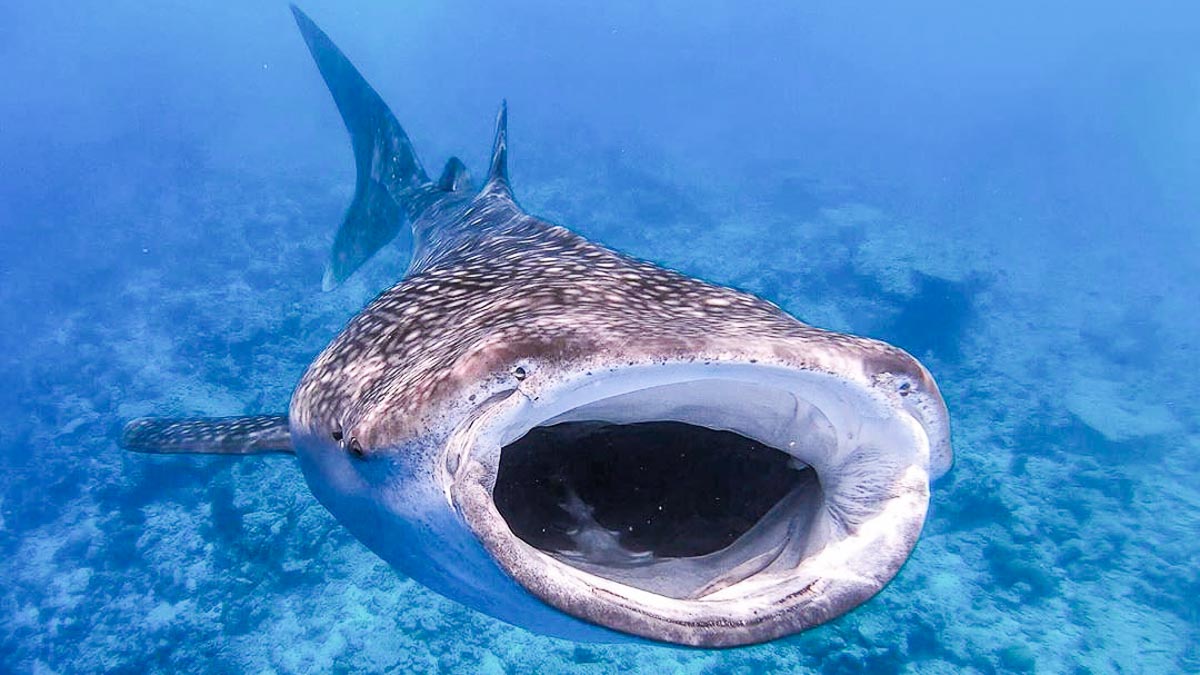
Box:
left=121, top=5, right=952, bottom=648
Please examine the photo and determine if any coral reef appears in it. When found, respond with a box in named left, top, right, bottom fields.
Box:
left=1, top=138, right=1196, bottom=673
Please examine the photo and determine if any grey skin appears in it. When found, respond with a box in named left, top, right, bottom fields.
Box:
left=122, top=5, right=953, bottom=648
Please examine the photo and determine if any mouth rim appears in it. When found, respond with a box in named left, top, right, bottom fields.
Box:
left=446, top=361, right=934, bottom=647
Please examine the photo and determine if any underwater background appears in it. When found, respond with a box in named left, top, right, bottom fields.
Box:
left=2, top=0, right=1198, bottom=672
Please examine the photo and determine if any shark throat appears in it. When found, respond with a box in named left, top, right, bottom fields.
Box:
left=495, top=420, right=818, bottom=598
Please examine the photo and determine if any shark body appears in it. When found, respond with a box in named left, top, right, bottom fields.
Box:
left=122, top=6, right=952, bottom=647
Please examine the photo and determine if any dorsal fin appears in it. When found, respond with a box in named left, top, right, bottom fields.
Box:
left=437, top=156, right=473, bottom=192
left=482, top=100, right=511, bottom=198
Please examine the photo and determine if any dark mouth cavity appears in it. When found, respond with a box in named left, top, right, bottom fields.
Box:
left=494, top=421, right=806, bottom=563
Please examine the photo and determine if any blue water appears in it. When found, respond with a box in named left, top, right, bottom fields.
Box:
left=3, top=1, right=1198, bottom=672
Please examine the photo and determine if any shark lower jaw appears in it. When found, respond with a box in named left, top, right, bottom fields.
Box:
left=448, top=361, right=935, bottom=647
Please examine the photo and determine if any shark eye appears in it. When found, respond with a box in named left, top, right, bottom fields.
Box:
left=897, top=381, right=912, bottom=396
left=511, top=366, right=527, bottom=381
left=331, top=428, right=344, bottom=441
left=349, top=437, right=365, bottom=458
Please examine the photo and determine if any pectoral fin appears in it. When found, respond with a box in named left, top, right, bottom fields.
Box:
left=121, top=415, right=292, bottom=455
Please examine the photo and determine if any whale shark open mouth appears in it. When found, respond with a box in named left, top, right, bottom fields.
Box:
left=494, top=420, right=817, bottom=599
left=450, top=362, right=933, bottom=647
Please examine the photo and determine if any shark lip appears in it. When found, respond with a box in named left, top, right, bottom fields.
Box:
left=448, top=361, right=935, bottom=647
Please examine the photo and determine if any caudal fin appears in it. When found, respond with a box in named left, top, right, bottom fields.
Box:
left=121, top=416, right=293, bottom=455
left=290, top=5, right=430, bottom=290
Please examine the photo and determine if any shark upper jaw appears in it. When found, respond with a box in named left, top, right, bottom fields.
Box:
left=442, top=355, right=943, bottom=648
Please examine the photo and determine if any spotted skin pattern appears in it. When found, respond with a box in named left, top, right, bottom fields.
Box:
left=290, top=181, right=929, bottom=455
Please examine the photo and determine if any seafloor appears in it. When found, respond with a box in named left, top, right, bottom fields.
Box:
left=1, top=122, right=1197, bottom=673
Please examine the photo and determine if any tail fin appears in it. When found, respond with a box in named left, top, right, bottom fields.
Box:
left=121, top=416, right=293, bottom=455
left=290, top=5, right=430, bottom=290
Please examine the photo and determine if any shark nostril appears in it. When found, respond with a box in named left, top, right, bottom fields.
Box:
left=349, top=437, right=364, bottom=458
